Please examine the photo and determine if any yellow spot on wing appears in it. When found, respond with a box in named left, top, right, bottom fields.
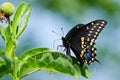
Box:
left=92, top=47, right=94, bottom=51
left=87, top=37, right=90, bottom=41
left=84, top=44, right=86, bottom=47
left=90, top=41, right=93, bottom=45
left=92, top=53, right=95, bottom=56
left=84, top=60, right=87, bottom=63
left=82, top=45, right=84, bottom=48
left=80, top=54, right=83, bottom=58
left=81, top=37, right=85, bottom=41
left=80, top=51, right=84, bottom=57
left=81, top=41, right=84, bottom=45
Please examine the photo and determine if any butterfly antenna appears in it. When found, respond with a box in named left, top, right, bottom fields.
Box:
left=61, top=27, right=64, bottom=37
left=52, top=30, right=62, bottom=36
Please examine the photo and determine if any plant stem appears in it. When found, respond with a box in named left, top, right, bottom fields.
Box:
left=12, top=44, right=20, bottom=80
left=13, top=61, right=20, bottom=80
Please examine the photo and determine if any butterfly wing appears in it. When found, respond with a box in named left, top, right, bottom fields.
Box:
left=62, top=24, right=84, bottom=54
left=65, top=20, right=107, bottom=65
left=85, top=20, right=107, bottom=41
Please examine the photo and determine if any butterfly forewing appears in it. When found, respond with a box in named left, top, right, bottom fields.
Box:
left=86, top=20, right=107, bottom=41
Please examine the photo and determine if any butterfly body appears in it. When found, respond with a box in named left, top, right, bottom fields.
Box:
left=62, top=20, right=107, bottom=65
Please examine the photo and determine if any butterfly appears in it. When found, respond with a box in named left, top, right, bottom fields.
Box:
left=62, top=20, right=107, bottom=65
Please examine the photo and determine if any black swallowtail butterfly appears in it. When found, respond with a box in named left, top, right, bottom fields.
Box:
left=62, top=20, right=107, bottom=65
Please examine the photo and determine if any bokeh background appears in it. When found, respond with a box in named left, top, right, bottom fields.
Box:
left=0, top=0, right=120, bottom=80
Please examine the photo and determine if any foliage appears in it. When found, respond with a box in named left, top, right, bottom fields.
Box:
left=0, top=1, right=92, bottom=80
left=38, top=0, right=120, bottom=25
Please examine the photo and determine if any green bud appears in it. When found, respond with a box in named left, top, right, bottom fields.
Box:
left=0, top=2, right=15, bottom=17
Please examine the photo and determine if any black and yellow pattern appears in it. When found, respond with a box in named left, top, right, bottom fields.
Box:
left=62, top=20, right=107, bottom=65
left=80, top=37, right=97, bottom=64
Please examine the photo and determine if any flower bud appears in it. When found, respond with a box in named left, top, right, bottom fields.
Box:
left=0, top=2, right=14, bottom=17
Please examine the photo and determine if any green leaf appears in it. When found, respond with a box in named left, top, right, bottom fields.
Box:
left=12, top=1, right=31, bottom=38
left=18, top=49, right=82, bottom=79
left=71, top=56, right=92, bottom=78
left=0, top=58, right=11, bottom=78
left=18, top=48, right=50, bottom=77
left=19, top=48, right=92, bottom=79
left=0, top=57, right=5, bottom=67
left=16, top=5, right=32, bottom=39
left=80, top=65, right=92, bottom=78
left=0, top=25, right=6, bottom=41
left=20, top=48, right=50, bottom=61
left=0, top=49, right=3, bottom=56
left=0, top=24, right=12, bottom=42
left=4, top=26, right=11, bottom=42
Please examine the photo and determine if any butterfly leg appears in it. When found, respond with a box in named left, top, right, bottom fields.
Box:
left=57, top=45, right=63, bottom=50
left=66, top=48, right=71, bottom=56
left=57, top=45, right=67, bottom=52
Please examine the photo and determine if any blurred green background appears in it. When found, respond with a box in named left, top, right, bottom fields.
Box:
left=0, top=0, right=120, bottom=80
